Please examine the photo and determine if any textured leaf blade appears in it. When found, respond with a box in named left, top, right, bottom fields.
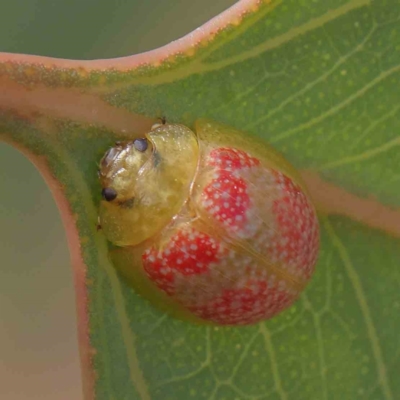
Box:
left=1, top=0, right=399, bottom=399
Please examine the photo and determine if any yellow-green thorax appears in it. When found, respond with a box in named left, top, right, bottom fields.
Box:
left=98, top=124, right=199, bottom=247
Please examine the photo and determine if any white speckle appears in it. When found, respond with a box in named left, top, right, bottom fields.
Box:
left=160, top=267, right=170, bottom=275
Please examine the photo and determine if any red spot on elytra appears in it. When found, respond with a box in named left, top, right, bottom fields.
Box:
left=202, top=171, right=250, bottom=233
left=200, top=147, right=260, bottom=235
left=143, top=227, right=220, bottom=295
left=268, top=171, right=319, bottom=279
left=208, top=147, right=260, bottom=170
left=189, top=280, right=292, bottom=325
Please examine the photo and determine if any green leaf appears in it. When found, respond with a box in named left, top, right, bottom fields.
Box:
left=1, top=0, right=400, bottom=399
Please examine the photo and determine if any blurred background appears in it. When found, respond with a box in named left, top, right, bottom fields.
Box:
left=0, top=0, right=236, bottom=398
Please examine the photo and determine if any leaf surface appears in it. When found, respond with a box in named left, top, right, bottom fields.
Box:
left=1, top=0, right=399, bottom=399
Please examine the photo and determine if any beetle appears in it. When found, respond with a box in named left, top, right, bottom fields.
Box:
left=98, top=119, right=319, bottom=326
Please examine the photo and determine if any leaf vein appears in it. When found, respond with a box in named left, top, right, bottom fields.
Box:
left=245, top=22, right=376, bottom=131
left=324, top=218, right=394, bottom=400
left=321, top=135, right=400, bottom=170
left=260, top=324, right=288, bottom=400
left=107, top=271, right=152, bottom=400
left=302, top=295, right=328, bottom=400
left=200, top=0, right=372, bottom=75
left=269, top=64, right=400, bottom=144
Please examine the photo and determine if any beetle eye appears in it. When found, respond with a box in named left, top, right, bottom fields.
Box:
left=102, top=187, right=118, bottom=202
left=133, top=138, right=148, bottom=152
